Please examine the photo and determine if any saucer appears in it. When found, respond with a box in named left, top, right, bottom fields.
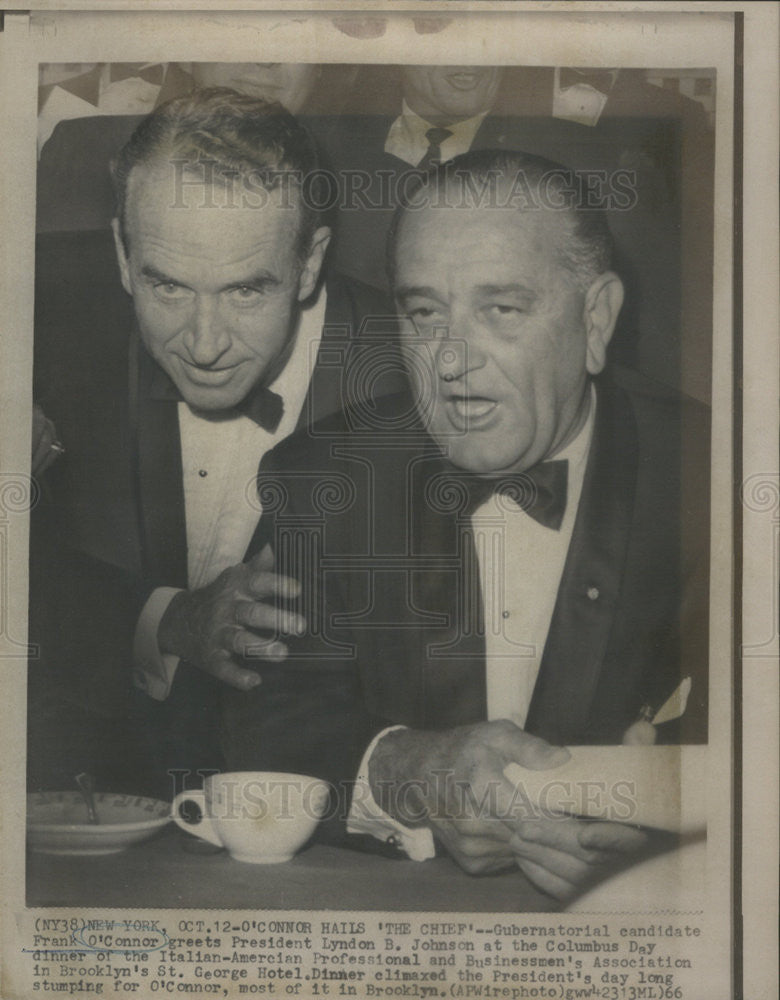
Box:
left=27, top=791, right=171, bottom=855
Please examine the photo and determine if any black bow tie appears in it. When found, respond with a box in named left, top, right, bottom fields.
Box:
left=444, top=460, right=569, bottom=531
left=149, top=364, right=284, bottom=433
left=559, top=67, right=616, bottom=95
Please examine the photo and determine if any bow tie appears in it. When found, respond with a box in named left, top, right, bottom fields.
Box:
left=109, top=63, right=166, bottom=87
left=558, top=67, right=616, bottom=95
left=446, top=459, right=569, bottom=531
left=149, top=365, right=284, bottom=433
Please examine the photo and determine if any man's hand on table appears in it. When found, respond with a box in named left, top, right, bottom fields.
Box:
left=157, top=545, right=306, bottom=691
left=368, top=720, right=651, bottom=901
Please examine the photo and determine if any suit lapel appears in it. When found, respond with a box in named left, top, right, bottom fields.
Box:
left=411, top=454, right=488, bottom=728
left=296, top=276, right=401, bottom=433
left=525, top=382, right=638, bottom=744
left=295, top=279, right=349, bottom=433
left=130, top=336, right=188, bottom=589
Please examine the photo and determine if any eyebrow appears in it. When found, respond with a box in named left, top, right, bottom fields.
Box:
left=394, top=285, right=443, bottom=301
left=140, top=265, right=282, bottom=291
left=475, top=283, right=537, bottom=300
left=141, top=265, right=181, bottom=285
left=395, top=283, right=537, bottom=301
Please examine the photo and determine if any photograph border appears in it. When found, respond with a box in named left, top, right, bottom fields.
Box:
left=1, top=4, right=776, bottom=999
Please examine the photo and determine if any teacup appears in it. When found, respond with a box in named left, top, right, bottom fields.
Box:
left=171, top=772, right=330, bottom=863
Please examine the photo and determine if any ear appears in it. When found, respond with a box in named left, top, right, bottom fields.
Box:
left=582, top=271, right=624, bottom=376
left=296, top=226, right=332, bottom=303
left=111, top=217, right=132, bottom=297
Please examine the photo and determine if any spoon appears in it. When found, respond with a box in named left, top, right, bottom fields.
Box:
left=75, top=772, right=99, bottom=824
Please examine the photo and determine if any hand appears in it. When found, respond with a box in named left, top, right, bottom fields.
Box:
left=368, top=720, right=570, bottom=877
left=31, top=403, right=63, bottom=477
left=157, top=545, right=306, bottom=691
left=508, top=719, right=660, bottom=898
left=369, top=720, right=653, bottom=899
left=510, top=815, right=650, bottom=901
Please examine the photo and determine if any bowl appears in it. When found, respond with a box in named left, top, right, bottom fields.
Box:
left=27, top=791, right=171, bottom=855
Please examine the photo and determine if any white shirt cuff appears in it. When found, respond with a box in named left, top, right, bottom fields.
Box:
left=132, top=587, right=183, bottom=701
left=346, top=726, right=436, bottom=862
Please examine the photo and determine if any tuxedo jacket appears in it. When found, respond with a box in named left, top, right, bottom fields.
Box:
left=30, top=229, right=400, bottom=733
left=217, top=370, right=710, bottom=804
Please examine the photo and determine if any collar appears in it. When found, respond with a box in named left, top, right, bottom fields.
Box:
left=264, top=282, right=327, bottom=421
left=548, top=381, right=597, bottom=478
left=385, top=100, right=489, bottom=166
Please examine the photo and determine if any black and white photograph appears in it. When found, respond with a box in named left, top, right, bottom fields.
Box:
left=0, top=4, right=776, bottom=999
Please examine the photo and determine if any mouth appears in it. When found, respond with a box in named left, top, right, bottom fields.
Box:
left=445, top=393, right=499, bottom=428
left=179, top=360, right=241, bottom=388
left=445, top=70, right=486, bottom=91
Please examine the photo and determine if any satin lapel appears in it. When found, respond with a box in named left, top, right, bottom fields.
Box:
left=525, top=383, right=638, bottom=745
left=295, top=279, right=349, bottom=432
left=296, top=276, right=400, bottom=432
left=412, top=454, right=488, bottom=728
left=130, top=337, right=188, bottom=588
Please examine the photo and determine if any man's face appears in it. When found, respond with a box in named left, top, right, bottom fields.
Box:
left=400, top=66, right=503, bottom=124
left=394, top=200, right=608, bottom=475
left=191, top=64, right=319, bottom=114
left=113, top=162, right=329, bottom=412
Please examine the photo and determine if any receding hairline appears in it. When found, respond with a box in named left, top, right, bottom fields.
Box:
left=116, top=153, right=311, bottom=257
left=392, top=192, right=585, bottom=278
left=389, top=168, right=612, bottom=292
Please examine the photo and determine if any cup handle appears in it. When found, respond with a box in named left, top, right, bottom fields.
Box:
left=171, top=790, right=223, bottom=848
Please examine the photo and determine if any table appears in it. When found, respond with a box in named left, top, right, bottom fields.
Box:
left=26, top=826, right=559, bottom=911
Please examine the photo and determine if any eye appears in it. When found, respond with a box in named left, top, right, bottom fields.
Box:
left=408, top=306, right=436, bottom=319
left=153, top=282, right=190, bottom=302
left=404, top=304, right=447, bottom=334
left=487, top=303, right=523, bottom=317
left=228, top=285, right=263, bottom=304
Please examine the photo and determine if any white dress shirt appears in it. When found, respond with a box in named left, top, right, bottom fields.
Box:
left=347, top=387, right=597, bottom=858
left=384, top=100, right=489, bottom=167
left=552, top=67, right=616, bottom=127
left=133, top=288, right=327, bottom=701
left=478, top=389, right=594, bottom=727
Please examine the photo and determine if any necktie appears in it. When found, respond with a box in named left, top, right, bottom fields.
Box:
left=417, top=126, right=454, bottom=170
left=149, top=364, right=284, bottom=433
left=452, top=460, right=569, bottom=531
left=558, top=67, right=616, bottom=95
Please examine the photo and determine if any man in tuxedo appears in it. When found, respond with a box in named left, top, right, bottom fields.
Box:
left=28, top=88, right=401, bottom=792
left=218, top=149, right=709, bottom=899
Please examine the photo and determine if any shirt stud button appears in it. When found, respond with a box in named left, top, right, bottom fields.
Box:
left=587, top=586, right=600, bottom=601
left=502, top=610, right=510, bottom=619
left=198, top=469, right=208, bottom=478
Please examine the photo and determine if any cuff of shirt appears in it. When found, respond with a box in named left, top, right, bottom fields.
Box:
left=133, top=587, right=183, bottom=701
left=346, top=725, right=435, bottom=862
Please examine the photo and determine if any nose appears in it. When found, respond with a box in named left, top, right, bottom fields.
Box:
left=433, top=314, right=485, bottom=384
left=182, top=297, right=231, bottom=366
